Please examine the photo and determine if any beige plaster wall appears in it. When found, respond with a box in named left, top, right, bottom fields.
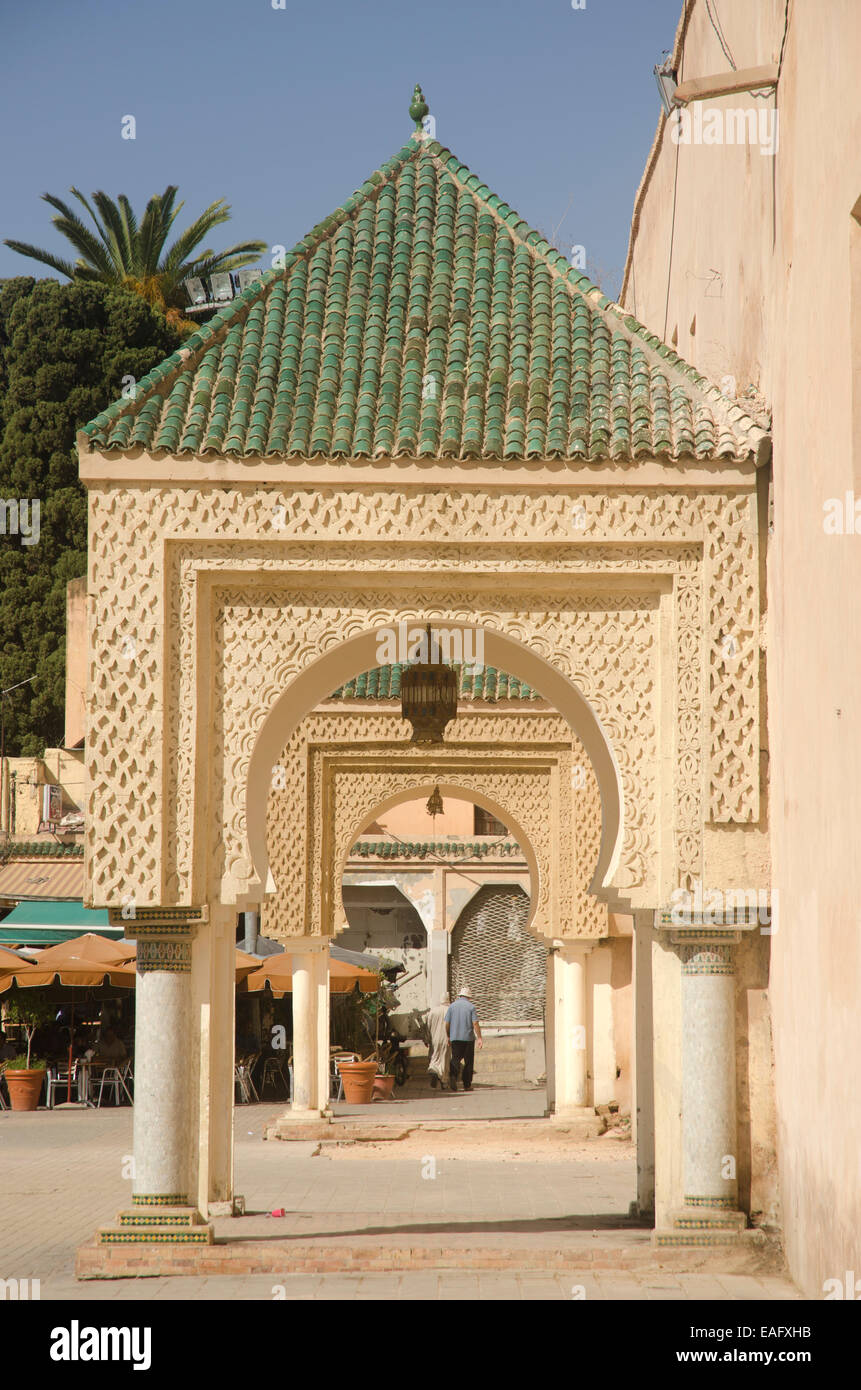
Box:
left=622, top=0, right=861, bottom=1295
left=65, top=576, right=87, bottom=749
left=0, top=749, right=84, bottom=836
left=610, top=936, right=633, bottom=1115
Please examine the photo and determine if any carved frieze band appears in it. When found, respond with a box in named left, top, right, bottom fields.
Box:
left=84, top=484, right=760, bottom=910
left=137, top=939, right=192, bottom=973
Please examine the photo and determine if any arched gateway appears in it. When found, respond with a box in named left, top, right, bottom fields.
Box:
left=79, top=92, right=771, bottom=1253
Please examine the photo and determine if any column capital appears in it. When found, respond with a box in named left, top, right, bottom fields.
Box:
left=549, top=938, right=598, bottom=959
left=277, top=937, right=331, bottom=954
left=109, top=905, right=208, bottom=938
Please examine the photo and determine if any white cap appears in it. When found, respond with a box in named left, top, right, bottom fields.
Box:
left=458, top=986, right=472, bottom=998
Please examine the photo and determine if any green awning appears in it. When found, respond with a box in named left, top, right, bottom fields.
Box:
left=0, top=899, right=119, bottom=946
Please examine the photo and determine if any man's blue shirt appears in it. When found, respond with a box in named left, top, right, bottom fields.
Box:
left=445, top=997, right=478, bottom=1042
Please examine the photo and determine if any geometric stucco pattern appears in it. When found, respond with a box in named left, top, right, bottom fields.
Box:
left=263, top=711, right=607, bottom=941
left=84, top=481, right=761, bottom=911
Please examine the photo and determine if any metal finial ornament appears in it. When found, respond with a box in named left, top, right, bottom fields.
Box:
left=409, top=84, right=429, bottom=131
left=426, top=786, right=444, bottom=820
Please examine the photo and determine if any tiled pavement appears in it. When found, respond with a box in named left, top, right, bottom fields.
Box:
left=0, top=1102, right=802, bottom=1301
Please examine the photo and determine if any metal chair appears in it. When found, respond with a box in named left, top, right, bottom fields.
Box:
left=95, top=1062, right=133, bottom=1107
left=46, top=1062, right=85, bottom=1108
left=259, top=1055, right=290, bottom=1097
left=331, top=1053, right=358, bottom=1102
left=234, top=1052, right=260, bottom=1103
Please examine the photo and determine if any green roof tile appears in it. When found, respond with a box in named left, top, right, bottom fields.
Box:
left=80, top=131, right=767, bottom=464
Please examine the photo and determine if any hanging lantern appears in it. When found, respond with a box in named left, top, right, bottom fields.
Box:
left=401, top=626, right=458, bottom=743
left=426, top=786, right=444, bottom=819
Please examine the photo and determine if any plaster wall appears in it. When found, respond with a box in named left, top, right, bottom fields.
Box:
left=65, top=576, right=87, bottom=749
left=622, top=0, right=861, bottom=1293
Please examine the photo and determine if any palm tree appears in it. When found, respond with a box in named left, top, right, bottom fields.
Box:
left=5, top=186, right=267, bottom=332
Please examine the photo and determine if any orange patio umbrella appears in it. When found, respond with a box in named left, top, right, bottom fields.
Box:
left=243, top=953, right=379, bottom=997
left=0, top=949, right=136, bottom=1104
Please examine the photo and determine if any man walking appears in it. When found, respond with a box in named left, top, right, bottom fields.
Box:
left=427, top=992, right=451, bottom=1090
left=445, top=986, right=483, bottom=1092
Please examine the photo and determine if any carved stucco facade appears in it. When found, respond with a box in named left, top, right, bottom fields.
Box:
left=265, top=708, right=604, bottom=941
left=83, top=468, right=768, bottom=925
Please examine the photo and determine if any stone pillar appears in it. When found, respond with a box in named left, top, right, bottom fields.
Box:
left=652, top=911, right=754, bottom=1245
left=291, top=954, right=316, bottom=1111
left=284, top=941, right=330, bottom=1118
left=588, top=942, right=616, bottom=1106
left=132, top=924, right=196, bottom=1205
left=680, top=940, right=738, bottom=1209
left=91, top=908, right=214, bottom=1253
left=548, top=941, right=598, bottom=1129
left=191, top=906, right=237, bottom=1216
left=633, top=912, right=656, bottom=1219
left=544, top=949, right=556, bottom=1112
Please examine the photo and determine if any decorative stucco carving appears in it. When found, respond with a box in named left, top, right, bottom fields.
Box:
left=84, top=482, right=761, bottom=911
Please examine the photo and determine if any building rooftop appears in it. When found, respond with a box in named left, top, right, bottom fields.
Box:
left=80, top=91, right=768, bottom=466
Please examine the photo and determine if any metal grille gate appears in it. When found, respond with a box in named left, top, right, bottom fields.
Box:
left=449, top=885, right=545, bottom=1022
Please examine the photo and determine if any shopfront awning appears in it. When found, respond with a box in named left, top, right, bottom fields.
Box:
left=0, top=900, right=119, bottom=946
left=0, top=858, right=84, bottom=902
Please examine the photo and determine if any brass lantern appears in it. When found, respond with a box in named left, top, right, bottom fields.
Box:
left=400, top=627, right=458, bottom=743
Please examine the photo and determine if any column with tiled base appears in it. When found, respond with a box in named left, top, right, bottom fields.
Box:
left=547, top=941, right=602, bottom=1137
left=656, top=920, right=749, bottom=1248
left=272, top=939, right=332, bottom=1136
left=99, top=911, right=212, bottom=1247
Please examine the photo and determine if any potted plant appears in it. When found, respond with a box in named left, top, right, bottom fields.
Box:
left=337, top=1056, right=378, bottom=1104
left=2, top=994, right=54, bottom=1111
left=372, top=1062, right=396, bottom=1101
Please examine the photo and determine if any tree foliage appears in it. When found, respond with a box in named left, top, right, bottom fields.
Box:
left=0, top=277, right=181, bottom=754
left=5, top=187, right=266, bottom=331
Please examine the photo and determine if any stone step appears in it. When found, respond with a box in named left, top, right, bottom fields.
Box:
left=117, top=1207, right=206, bottom=1229
left=99, top=1223, right=214, bottom=1247
left=77, top=1228, right=778, bottom=1279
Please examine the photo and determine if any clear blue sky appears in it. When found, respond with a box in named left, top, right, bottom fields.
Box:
left=0, top=0, right=683, bottom=300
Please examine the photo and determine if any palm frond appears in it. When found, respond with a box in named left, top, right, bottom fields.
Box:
left=92, top=192, right=135, bottom=275
left=2, top=239, right=79, bottom=280
left=160, top=200, right=232, bottom=274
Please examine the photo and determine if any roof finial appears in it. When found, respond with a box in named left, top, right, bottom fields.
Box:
left=409, top=84, right=429, bottom=132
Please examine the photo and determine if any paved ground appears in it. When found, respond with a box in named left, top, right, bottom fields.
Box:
left=0, top=1098, right=802, bottom=1301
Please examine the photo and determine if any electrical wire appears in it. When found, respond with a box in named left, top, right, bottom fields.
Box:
left=704, top=0, right=736, bottom=70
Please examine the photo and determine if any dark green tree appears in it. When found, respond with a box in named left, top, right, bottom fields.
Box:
left=0, top=277, right=181, bottom=754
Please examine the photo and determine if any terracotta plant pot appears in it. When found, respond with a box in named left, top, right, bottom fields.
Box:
left=373, top=1073, right=396, bottom=1100
left=337, top=1060, right=378, bottom=1105
left=5, top=1069, right=45, bottom=1112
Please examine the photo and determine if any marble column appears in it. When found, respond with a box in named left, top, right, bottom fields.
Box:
left=130, top=923, right=197, bottom=1206
left=680, top=940, right=738, bottom=1209
left=588, top=942, right=616, bottom=1106
left=288, top=944, right=330, bottom=1116
left=549, top=940, right=593, bottom=1117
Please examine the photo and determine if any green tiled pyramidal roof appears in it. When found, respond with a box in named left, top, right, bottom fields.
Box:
left=330, top=664, right=541, bottom=702
left=80, top=124, right=768, bottom=464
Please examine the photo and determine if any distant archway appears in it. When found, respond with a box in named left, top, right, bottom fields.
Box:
left=246, top=621, right=623, bottom=905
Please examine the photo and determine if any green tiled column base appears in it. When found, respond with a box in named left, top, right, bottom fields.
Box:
left=99, top=1228, right=212, bottom=1246
left=131, top=1193, right=188, bottom=1206
left=683, top=1195, right=737, bottom=1209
